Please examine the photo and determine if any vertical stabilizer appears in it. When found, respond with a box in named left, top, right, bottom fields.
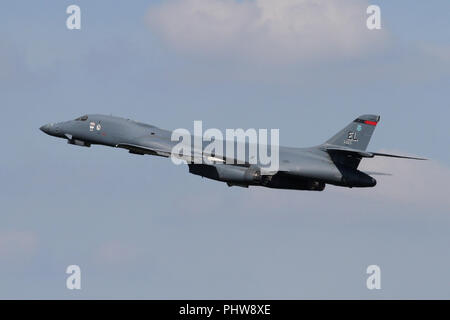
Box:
left=325, top=114, right=380, bottom=151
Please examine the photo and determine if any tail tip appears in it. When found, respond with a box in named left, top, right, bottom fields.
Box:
left=355, top=114, right=380, bottom=123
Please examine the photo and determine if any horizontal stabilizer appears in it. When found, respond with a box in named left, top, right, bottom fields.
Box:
left=363, top=171, right=393, bottom=176
left=324, top=146, right=427, bottom=161
left=371, top=152, right=427, bottom=161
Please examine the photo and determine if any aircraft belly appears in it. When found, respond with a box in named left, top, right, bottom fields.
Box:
left=288, top=163, right=342, bottom=183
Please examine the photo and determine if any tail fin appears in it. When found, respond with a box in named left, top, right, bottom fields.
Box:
left=325, top=114, right=380, bottom=151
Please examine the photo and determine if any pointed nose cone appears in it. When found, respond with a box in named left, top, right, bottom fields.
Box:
left=40, top=124, right=49, bottom=134
left=40, top=123, right=64, bottom=138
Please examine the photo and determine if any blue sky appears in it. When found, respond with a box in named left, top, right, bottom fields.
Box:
left=0, top=0, right=449, bottom=299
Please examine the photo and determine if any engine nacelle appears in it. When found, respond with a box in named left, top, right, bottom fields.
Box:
left=337, top=166, right=377, bottom=188
left=265, top=172, right=326, bottom=191
left=188, top=164, right=261, bottom=184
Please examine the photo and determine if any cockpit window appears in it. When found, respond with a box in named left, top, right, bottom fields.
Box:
left=75, top=115, right=88, bottom=121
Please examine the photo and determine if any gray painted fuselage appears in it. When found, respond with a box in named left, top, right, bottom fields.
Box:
left=40, top=114, right=401, bottom=191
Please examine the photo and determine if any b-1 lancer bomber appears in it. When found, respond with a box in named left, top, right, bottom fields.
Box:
left=40, top=114, right=425, bottom=191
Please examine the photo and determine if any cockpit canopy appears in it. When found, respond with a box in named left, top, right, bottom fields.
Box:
left=75, top=115, right=88, bottom=121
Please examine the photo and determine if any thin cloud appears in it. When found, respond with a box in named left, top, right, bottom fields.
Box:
left=358, top=151, right=450, bottom=209
left=0, top=230, right=38, bottom=262
left=146, top=0, right=389, bottom=64
left=93, top=241, right=142, bottom=266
